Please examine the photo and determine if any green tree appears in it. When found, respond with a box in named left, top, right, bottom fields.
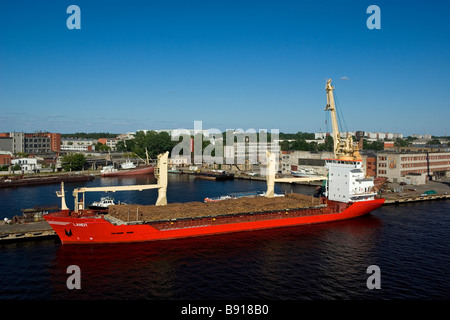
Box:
left=62, top=153, right=86, bottom=171
left=129, top=131, right=177, bottom=160
left=279, top=131, right=315, bottom=140
left=394, top=138, right=410, bottom=147
left=427, top=139, right=441, bottom=145
left=61, top=132, right=117, bottom=139
left=318, top=135, right=334, bottom=152
left=363, top=139, right=384, bottom=151
left=95, top=142, right=111, bottom=152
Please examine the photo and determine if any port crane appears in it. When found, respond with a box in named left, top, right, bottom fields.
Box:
left=265, top=79, right=363, bottom=197
left=325, top=79, right=361, bottom=161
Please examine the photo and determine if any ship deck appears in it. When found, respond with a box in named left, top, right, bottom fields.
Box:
left=106, top=193, right=323, bottom=222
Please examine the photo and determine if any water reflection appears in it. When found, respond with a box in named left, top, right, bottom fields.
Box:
left=50, top=214, right=383, bottom=300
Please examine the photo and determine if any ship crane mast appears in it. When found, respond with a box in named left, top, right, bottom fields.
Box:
left=325, top=79, right=361, bottom=161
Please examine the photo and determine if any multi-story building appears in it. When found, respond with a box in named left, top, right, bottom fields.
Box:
left=10, top=132, right=25, bottom=153
left=377, top=151, right=450, bottom=183
left=0, top=132, right=60, bottom=154
left=361, top=153, right=377, bottom=177
left=47, top=133, right=61, bottom=153
left=221, top=141, right=280, bottom=171
left=24, top=133, right=51, bottom=154
left=61, top=138, right=96, bottom=152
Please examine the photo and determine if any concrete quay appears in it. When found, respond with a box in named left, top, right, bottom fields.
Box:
left=381, top=177, right=450, bottom=205
left=0, top=220, right=56, bottom=242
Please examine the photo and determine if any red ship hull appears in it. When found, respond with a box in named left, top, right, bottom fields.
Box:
left=101, top=165, right=154, bottom=177
left=44, top=198, right=385, bottom=244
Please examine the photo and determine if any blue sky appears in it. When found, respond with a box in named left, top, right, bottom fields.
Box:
left=1, top=0, right=449, bottom=136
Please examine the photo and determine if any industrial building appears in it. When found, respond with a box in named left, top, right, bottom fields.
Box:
left=377, top=151, right=450, bottom=184
left=281, top=151, right=333, bottom=176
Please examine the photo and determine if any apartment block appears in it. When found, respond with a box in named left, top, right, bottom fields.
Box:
left=61, top=138, right=96, bottom=152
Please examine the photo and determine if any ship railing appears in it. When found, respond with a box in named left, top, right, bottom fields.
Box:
left=350, top=191, right=378, bottom=196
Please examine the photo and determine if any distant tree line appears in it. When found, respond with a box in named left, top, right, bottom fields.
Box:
left=61, top=132, right=118, bottom=139
left=279, top=132, right=315, bottom=140
left=280, top=135, right=334, bottom=152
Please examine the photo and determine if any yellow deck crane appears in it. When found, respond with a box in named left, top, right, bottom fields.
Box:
left=325, top=79, right=362, bottom=161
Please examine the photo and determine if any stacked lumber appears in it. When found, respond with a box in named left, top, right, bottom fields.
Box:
left=108, top=193, right=316, bottom=222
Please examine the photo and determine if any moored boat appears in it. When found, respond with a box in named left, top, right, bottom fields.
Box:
left=100, top=164, right=154, bottom=177
left=291, top=168, right=319, bottom=177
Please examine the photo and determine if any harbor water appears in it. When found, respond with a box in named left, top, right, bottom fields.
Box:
left=0, top=174, right=449, bottom=300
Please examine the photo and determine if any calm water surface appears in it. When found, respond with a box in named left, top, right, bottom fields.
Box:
left=0, top=175, right=449, bottom=300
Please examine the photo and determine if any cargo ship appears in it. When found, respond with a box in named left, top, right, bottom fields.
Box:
left=44, top=79, right=385, bottom=244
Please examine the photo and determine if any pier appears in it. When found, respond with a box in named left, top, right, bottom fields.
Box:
left=381, top=177, right=450, bottom=205
left=0, top=220, right=55, bottom=242
left=0, top=172, right=95, bottom=188
left=384, top=193, right=450, bottom=205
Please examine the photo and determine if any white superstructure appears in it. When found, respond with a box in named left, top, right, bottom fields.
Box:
left=325, top=159, right=377, bottom=203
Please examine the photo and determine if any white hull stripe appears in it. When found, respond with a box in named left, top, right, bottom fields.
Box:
left=48, top=221, right=71, bottom=225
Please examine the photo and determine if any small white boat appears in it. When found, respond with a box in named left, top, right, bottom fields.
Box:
left=88, top=196, right=115, bottom=210
left=291, top=168, right=319, bottom=177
